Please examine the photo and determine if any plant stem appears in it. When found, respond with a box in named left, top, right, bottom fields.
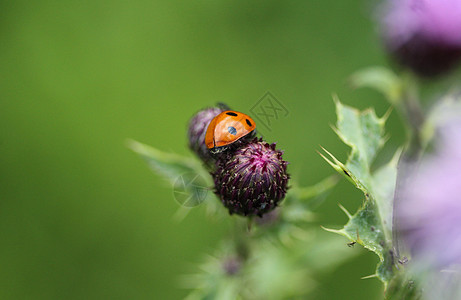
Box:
left=231, top=218, right=251, bottom=261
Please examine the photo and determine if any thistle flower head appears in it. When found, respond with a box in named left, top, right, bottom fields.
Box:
left=187, top=106, right=226, bottom=165
left=379, top=0, right=461, bottom=76
left=399, top=121, right=461, bottom=268
left=213, top=138, right=289, bottom=217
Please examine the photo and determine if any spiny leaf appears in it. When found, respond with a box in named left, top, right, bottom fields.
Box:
left=322, top=98, right=398, bottom=288
left=127, top=139, right=219, bottom=219
left=127, top=139, right=209, bottom=182
left=371, top=150, right=401, bottom=232
left=333, top=95, right=388, bottom=187
left=318, top=146, right=365, bottom=191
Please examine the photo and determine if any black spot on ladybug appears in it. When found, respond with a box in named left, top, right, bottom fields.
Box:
left=246, top=119, right=252, bottom=126
left=228, top=126, right=237, bottom=135
left=226, top=112, right=238, bottom=117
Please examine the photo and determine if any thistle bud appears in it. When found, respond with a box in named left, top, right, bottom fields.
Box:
left=213, top=138, right=289, bottom=217
left=187, top=106, right=226, bottom=165
left=379, top=0, right=461, bottom=77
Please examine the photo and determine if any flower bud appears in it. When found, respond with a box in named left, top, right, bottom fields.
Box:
left=379, top=0, right=461, bottom=77
left=213, top=138, right=289, bottom=217
left=187, top=106, right=226, bottom=165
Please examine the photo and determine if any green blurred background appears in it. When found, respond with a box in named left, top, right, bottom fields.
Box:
left=0, top=1, right=404, bottom=299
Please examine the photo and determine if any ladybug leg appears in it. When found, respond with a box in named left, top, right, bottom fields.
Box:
left=210, top=145, right=229, bottom=155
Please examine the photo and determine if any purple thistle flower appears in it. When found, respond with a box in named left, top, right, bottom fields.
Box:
left=187, top=105, right=227, bottom=166
left=213, top=138, right=289, bottom=217
left=379, top=0, right=461, bottom=76
left=398, top=121, right=461, bottom=268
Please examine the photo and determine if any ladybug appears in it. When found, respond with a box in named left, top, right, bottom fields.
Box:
left=205, top=110, right=256, bottom=154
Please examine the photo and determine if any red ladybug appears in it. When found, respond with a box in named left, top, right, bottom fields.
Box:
left=205, top=110, right=256, bottom=154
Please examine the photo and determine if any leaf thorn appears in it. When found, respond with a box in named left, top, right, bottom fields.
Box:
left=338, top=203, right=352, bottom=219
left=320, top=226, right=345, bottom=235
left=361, top=274, right=378, bottom=280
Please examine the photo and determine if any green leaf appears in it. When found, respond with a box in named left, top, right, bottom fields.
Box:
left=423, top=91, right=461, bottom=146
left=127, top=139, right=220, bottom=219
left=321, top=98, right=398, bottom=289
left=183, top=230, right=360, bottom=300
left=371, top=150, right=401, bottom=232
left=290, top=175, right=339, bottom=202
left=256, top=176, right=339, bottom=246
left=127, top=139, right=208, bottom=182
left=349, top=66, right=402, bottom=104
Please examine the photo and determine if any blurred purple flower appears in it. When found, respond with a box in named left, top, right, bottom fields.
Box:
left=187, top=105, right=227, bottom=166
left=399, top=121, right=461, bottom=268
left=379, top=0, right=461, bottom=76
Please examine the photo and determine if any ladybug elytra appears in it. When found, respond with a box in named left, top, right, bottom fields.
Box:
left=205, top=110, right=256, bottom=154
